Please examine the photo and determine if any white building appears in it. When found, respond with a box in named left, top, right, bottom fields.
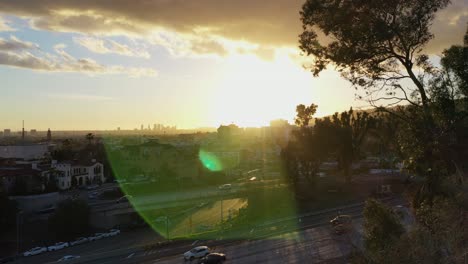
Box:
left=52, top=159, right=105, bottom=190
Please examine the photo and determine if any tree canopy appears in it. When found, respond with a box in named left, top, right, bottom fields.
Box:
left=300, top=0, right=450, bottom=107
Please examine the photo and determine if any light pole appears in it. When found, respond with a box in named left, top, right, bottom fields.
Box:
left=219, top=191, right=224, bottom=231
left=16, top=210, right=23, bottom=263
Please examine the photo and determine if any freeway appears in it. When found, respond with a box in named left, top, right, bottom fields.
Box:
left=18, top=196, right=405, bottom=264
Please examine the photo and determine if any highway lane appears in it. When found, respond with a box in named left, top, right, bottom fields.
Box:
left=132, top=221, right=359, bottom=264
left=20, top=196, right=404, bottom=264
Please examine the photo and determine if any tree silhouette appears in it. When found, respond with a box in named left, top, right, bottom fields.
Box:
left=85, top=133, right=94, bottom=145
left=300, top=0, right=450, bottom=108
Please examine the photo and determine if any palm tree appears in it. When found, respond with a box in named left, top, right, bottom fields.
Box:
left=85, top=133, right=94, bottom=145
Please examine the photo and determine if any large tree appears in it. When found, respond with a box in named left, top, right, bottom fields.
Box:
left=300, top=0, right=450, bottom=108
left=330, top=108, right=375, bottom=182
left=48, top=199, right=90, bottom=240
left=282, top=103, right=321, bottom=189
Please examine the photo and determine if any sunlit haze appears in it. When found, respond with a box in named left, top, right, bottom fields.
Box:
left=0, top=0, right=465, bottom=130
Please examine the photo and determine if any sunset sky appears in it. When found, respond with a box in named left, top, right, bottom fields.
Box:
left=0, top=0, right=466, bottom=131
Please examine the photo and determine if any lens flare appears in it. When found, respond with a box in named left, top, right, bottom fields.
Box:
left=104, top=137, right=298, bottom=240
left=199, top=149, right=223, bottom=171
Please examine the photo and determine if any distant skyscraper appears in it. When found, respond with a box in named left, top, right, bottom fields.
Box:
left=117, top=127, right=120, bottom=131
left=22, top=120, right=25, bottom=140
left=141, top=124, right=144, bottom=130
left=3, top=129, right=11, bottom=137
left=47, top=128, right=52, bottom=141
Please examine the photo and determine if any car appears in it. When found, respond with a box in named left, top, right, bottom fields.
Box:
left=108, top=229, right=120, bottom=236
left=330, top=215, right=352, bottom=226
left=88, top=191, right=99, bottom=199
left=333, top=224, right=349, bottom=235
left=23, top=247, right=47, bottom=257
left=69, top=237, right=88, bottom=246
left=57, top=255, right=80, bottom=262
left=218, top=184, right=232, bottom=190
left=198, top=253, right=227, bottom=264
left=88, top=233, right=105, bottom=241
left=0, top=256, right=15, bottom=263
left=97, top=232, right=110, bottom=238
left=183, top=246, right=210, bottom=261
left=48, top=242, right=69, bottom=251
left=86, top=184, right=99, bottom=190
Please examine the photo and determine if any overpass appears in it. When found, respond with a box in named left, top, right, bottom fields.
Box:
left=89, top=185, right=250, bottom=228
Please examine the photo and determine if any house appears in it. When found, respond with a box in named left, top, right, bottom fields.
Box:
left=0, top=164, right=44, bottom=194
left=52, top=159, right=105, bottom=190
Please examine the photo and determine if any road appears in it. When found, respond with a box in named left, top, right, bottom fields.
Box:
left=141, top=222, right=359, bottom=264
left=17, top=196, right=405, bottom=264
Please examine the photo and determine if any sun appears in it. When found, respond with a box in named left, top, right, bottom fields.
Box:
left=211, top=51, right=315, bottom=127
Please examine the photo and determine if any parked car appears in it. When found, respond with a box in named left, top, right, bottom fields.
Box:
left=198, top=253, right=227, bottom=264
left=69, top=237, right=88, bottom=246
left=108, top=229, right=121, bottom=236
left=88, top=233, right=105, bottom=241
left=48, top=242, right=69, bottom=251
left=23, top=247, right=47, bottom=257
left=57, top=255, right=80, bottom=262
left=183, top=246, right=210, bottom=261
left=218, top=184, right=232, bottom=190
left=88, top=191, right=99, bottom=199
left=86, top=185, right=99, bottom=190
left=330, top=215, right=352, bottom=226
left=0, top=256, right=15, bottom=263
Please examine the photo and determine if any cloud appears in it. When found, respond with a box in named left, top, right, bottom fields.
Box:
left=0, top=35, right=37, bottom=51
left=74, top=36, right=150, bottom=58
left=0, top=16, right=14, bottom=31
left=0, top=38, right=157, bottom=77
left=0, top=0, right=465, bottom=57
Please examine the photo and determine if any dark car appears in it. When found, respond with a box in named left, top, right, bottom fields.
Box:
left=198, top=253, right=227, bottom=264
left=330, top=215, right=352, bottom=226
left=0, top=256, right=15, bottom=264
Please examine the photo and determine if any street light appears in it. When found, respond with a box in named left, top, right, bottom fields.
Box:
left=16, top=210, right=23, bottom=263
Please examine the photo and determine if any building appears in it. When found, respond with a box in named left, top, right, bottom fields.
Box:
left=0, top=163, right=44, bottom=194
left=52, top=159, right=105, bottom=190
left=3, top=129, right=11, bottom=137
left=0, top=144, right=51, bottom=160
left=47, top=128, right=52, bottom=141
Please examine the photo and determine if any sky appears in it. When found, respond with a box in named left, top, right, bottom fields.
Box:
left=0, top=0, right=466, bottom=131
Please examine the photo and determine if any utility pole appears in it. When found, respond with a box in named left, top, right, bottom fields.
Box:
left=220, top=194, right=224, bottom=231
left=166, top=216, right=169, bottom=240
left=16, top=211, right=23, bottom=263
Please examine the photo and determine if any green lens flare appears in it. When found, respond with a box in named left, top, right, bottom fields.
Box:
left=198, top=149, right=223, bottom=171
left=103, top=136, right=298, bottom=240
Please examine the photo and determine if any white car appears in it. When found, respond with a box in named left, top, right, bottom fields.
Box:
left=23, top=247, right=47, bottom=257
left=88, top=233, right=105, bottom=241
left=69, top=237, right=88, bottom=246
left=100, top=232, right=112, bottom=238
left=57, top=255, right=80, bottom=262
left=48, top=242, right=69, bottom=251
left=218, top=184, right=232, bottom=190
left=183, top=246, right=210, bottom=261
left=107, top=229, right=120, bottom=236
